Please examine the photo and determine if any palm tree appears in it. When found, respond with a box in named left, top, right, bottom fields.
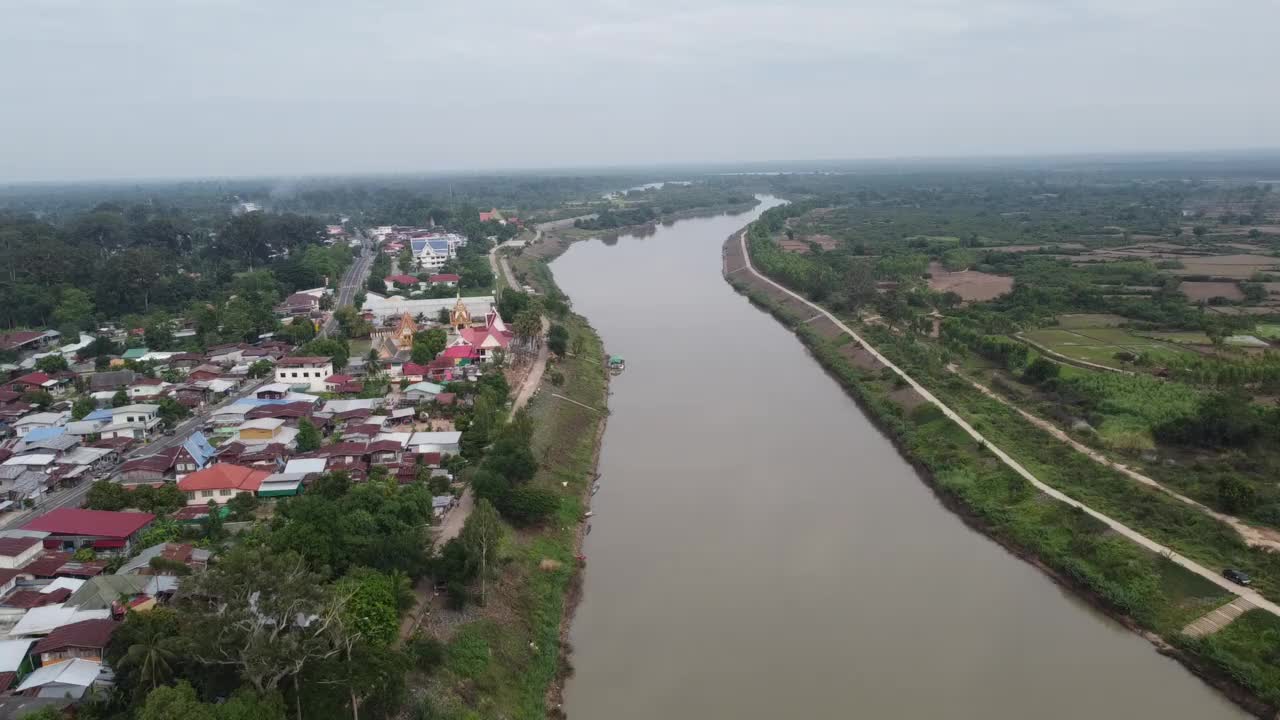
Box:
left=121, top=628, right=186, bottom=691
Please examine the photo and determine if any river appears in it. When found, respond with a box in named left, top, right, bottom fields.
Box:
left=552, top=197, right=1247, bottom=719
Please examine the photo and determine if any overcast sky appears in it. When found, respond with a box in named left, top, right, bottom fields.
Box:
left=3, top=0, right=1279, bottom=181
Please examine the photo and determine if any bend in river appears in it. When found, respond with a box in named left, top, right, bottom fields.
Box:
left=553, top=197, right=1247, bottom=719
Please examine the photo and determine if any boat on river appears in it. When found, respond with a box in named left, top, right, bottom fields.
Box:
left=608, top=355, right=626, bottom=373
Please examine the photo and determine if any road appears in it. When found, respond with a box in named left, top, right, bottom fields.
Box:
left=734, top=227, right=1280, bottom=619
left=488, top=235, right=527, bottom=292
left=320, top=235, right=375, bottom=338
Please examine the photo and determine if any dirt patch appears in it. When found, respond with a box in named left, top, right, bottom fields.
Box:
left=887, top=385, right=927, bottom=411
left=838, top=343, right=883, bottom=371
left=1180, top=281, right=1245, bottom=302
left=806, top=316, right=846, bottom=340
left=1172, top=254, right=1280, bottom=279
left=927, top=262, right=1014, bottom=302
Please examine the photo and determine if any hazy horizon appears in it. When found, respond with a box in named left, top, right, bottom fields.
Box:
left=4, top=0, right=1279, bottom=183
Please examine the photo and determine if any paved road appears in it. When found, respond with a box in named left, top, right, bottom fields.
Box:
left=734, top=228, right=1280, bottom=619
left=488, top=236, right=527, bottom=292
left=321, top=237, right=375, bottom=338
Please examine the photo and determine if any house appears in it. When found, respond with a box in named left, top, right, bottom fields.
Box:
left=257, top=473, right=305, bottom=499
left=119, top=347, right=149, bottom=363
left=22, top=509, right=154, bottom=555
left=317, top=442, right=367, bottom=467
left=8, top=373, right=56, bottom=394
left=0, top=331, right=47, bottom=354
left=234, top=418, right=297, bottom=446
left=428, top=273, right=460, bottom=287
left=115, top=450, right=178, bottom=486
left=255, top=382, right=293, bottom=400
left=283, top=458, right=327, bottom=477
left=126, top=377, right=168, bottom=399
left=408, top=431, right=461, bottom=455
left=275, top=357, right=334, bottom=393
left=173, top=432, right=216, bottom=478
left=12, top=413, right=67, bottom=439
left=87, top=370, right=136, bottom=393
left=324, top=374, right=355, bottom=392
left=31, top=618, right=116, bottom=666
left=383, top=274, right=423, bottom=292
left=366, top=440, right=403, bottom=466
left=0, top=536, right=43, bottom=568
left=177, top=464, right=270, bottom=505
left=186, top=364, right=224, bottom=382
left=0, top=638, right=34, bottom=692
left=66, top=574, right=152, bottom=611
left=14, top=657, right=104, bottom=699
left=403, top=381, right=445, bottom=403
left=116, top=542, right=210, bottom=576
left=275, top=292, right=321, bottom=317
left=100, top=404, right=160, bottom=440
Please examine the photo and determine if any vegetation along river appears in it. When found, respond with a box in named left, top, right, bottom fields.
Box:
left=552, top=197, right=1247, bottom=719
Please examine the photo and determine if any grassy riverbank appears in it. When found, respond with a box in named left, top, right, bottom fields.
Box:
left=420, top=258, right=609, bottom=719
left=726, top=234, right=1280, bottom=718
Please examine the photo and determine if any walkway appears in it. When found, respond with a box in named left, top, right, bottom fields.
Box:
left=509, top=316, right=551, bottom=418
left=733, top=228, right=1280, bottom=620
left=1183, top=596, right=1257, bottom=638
left=950, top=366, right=1280, bottom=552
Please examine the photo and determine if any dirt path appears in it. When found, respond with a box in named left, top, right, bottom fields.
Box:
left=731, top=228, right=1280, bottom=619
left=950, top=365, right=1280, bottom=552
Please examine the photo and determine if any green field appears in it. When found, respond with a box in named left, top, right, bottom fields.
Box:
left=1252, top=324, right=1280, bottom=340
left=1024, top=326, right=1190, bottom=369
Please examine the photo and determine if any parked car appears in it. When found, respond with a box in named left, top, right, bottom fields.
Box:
left=1223, top=568, right=1251, bottom=586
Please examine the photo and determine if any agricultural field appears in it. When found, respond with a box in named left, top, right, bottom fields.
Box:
left=1022, top=325, right=1190, bottom=369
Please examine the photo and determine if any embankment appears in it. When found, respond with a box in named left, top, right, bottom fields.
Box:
left=721, top=229, right=1279, bottom=720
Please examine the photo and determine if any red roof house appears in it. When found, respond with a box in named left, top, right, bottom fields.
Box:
left=177, top=464, right=270, bottom=506
left=22, top=509, right=155, bottom=554
left=33, top=618, right=117, bottom=665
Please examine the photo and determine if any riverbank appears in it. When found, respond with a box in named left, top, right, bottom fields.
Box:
left=416, top=243, right=610, bottom=718
left=722, top=228, right=1280, bottom=719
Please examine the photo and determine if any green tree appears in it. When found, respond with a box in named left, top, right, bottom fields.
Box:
left=335, top=569, right=401, bottom=647
left=53, top=286, right=95, bottom=333
left=71, top=396, right=97, bottom=420
left=180, top=546, right=339, bottom=694
left=296, top=418, right=321, bottom=452
left=21, top=389, right=54, bottom=409
left=121, top=616, right=188, bottom=692
left=459, top=499, right=503, bottom=605
left=247, top=359, right=275, bottom=379
left=139, top=681, right=215, bottom=720
left=226, top=492, right=259, bottom=521
left=157, top=396, right=190, bottom=426
left=34, top=354, right=69, bottom=373
left=547, top=323, right=569, bottom=357
left=112, top=388, right=130, bottom=407
left=85, top=480, right=131, bottom=511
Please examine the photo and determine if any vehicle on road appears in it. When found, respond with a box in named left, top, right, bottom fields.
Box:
left=1223, top=568, right=1251, bottom=586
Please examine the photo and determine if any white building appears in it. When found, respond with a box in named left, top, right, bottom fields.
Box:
left=274, top=356, right=334, bottom=393
left=100, top=404, right=161, bottom=440
left=361, top=293, right=495, bottom=323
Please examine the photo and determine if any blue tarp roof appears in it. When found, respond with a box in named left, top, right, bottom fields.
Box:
left=22, top=427, right=66, bottom=443
left=182, top=431, right=216, bottom=468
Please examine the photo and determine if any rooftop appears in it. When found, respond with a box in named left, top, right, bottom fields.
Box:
left=22, top=509, right=155, bottom=539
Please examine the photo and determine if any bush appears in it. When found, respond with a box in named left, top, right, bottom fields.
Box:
left=409, top=634, right=446, bottom=673
left=497, top=486, right=559, bottom=526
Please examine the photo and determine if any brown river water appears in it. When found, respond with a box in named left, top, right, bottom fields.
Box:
left=553, top=197, right=1247, bottom=719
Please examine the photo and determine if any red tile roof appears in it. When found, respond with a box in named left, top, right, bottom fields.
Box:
left=384, top=274, right=420, bottom=286
left=428, top=273, right=460, bottom=283
left=324, top=374, right=353, bottom=384
left=33, top=618, right=117, bottom=654
left=22, top=552, right=72, bottom=577
left=401, top=363, right=429, bottom=376
left=434, top=392, right=456, bottom=405
left=366, top=440, right=403, bottom=453
left=177, top=464, right=270, bottom=493
left=22, top=509, right=154, bottom=539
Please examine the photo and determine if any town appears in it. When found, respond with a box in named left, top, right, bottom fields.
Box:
left=0, top=204, right=554, bottom=717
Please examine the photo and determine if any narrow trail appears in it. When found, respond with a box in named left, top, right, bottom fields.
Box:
left=949, top=365, right=1280, bottom=552
left=732, top=228, right=1280, bottom=619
